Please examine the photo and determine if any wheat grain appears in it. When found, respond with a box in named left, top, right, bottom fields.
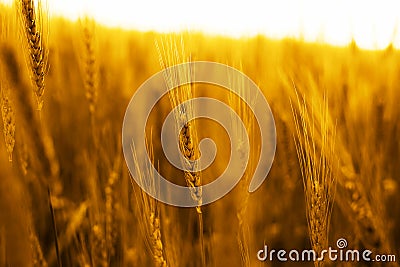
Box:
left=149, top=212, right=167, bottom=267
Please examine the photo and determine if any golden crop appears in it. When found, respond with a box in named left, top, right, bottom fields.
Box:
left=0, top=1, right=399, bottom=266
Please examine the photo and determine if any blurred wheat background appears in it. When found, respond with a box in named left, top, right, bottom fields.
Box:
left=0, top=1, right=399, bottom=266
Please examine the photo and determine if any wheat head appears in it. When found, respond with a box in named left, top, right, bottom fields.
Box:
left=291, top=88, right=337, bottom=267
left=18, top=0, right=48, bottom=110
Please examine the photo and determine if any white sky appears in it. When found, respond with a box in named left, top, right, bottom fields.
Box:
left=2, top=0, right=400, bottom=49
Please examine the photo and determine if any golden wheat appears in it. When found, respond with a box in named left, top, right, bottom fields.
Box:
left=291, top=88, right=337, bottom=267
left=18, top=0, right=48, bottom=110
left=283, top=69, right=393, bottom=257
left=156, top=36, right=206, bottom=265
left=156, top=37, right=203, bottom=209
left=1, top=3, right=399, bottom=266
left=81, top=17, right=98, bottom=118
left=131, top=136, right=169, bottom=267
left=228, top=62, right=256, bottom=267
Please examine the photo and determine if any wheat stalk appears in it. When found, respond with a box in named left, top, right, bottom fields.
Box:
left=156, top=35, right=206, bottom=265
left=156, top=35, right=202, bottom=210
left=46, top=201, right=89, bottom=266
left=228, top=62, right=256, bottom=267
left=81, top=17, right=98, bottom=118
left=282, top=72, right=391, bottom=255
left=18, top=0, right=48, bottom=110
left=17, top=0, right=61, bottom=181
left=291, top=88, right=337, bottom=267
left=105, top=162, right=119, bottom=258
left=130, top=135, right=168, bottom=267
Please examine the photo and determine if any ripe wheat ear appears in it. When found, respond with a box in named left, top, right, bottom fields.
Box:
left=291, top=88, right=337, bottom=267
left=18, top=0, right=48, bottom=110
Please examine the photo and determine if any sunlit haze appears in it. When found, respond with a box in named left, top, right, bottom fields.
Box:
left=2, top=0, right=400, bottom=49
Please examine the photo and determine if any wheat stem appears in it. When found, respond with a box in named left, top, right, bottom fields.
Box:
left=228, top=62, right=255, bottom=267
left=130, top=134, right=169, bottom=267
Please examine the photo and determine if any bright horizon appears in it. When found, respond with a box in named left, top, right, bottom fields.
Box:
left=2, top=0, right=400, bottom=50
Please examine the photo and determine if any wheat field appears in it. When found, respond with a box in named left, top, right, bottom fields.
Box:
left=0, top=1, right=399, bottom=267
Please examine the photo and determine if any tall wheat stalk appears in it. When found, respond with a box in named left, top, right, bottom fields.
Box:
left=156, top=35, right=206, bottom=266
left=17, top=0, right=61, bottom=182
left=228, top=63, right=257, bottom=267
left=291, top=88, right=337, bottom=267
left=156, top=37, right=202, bottom=207
left=282, top=71, right=392, bottom=256
left=81, top=17, right=98, bottom=120
left=130, top=135, right=168, bottom=267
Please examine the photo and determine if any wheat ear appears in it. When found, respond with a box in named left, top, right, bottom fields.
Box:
left=156, top=36, right=206, bottom=266
left=317, top=104, right=392, bottom=259
left=284, top=74, right=391, bottom=254
left=18, top=0, right=48, bottom=110
left=155, top=36, right=202, bottom=210
left=105, top=160, right=120, bottom=258
left=81, top=17, right=98, bottom=117
left=130, top=135, right=168, bottom=267
left=291, top=89, right=337, bottom=267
